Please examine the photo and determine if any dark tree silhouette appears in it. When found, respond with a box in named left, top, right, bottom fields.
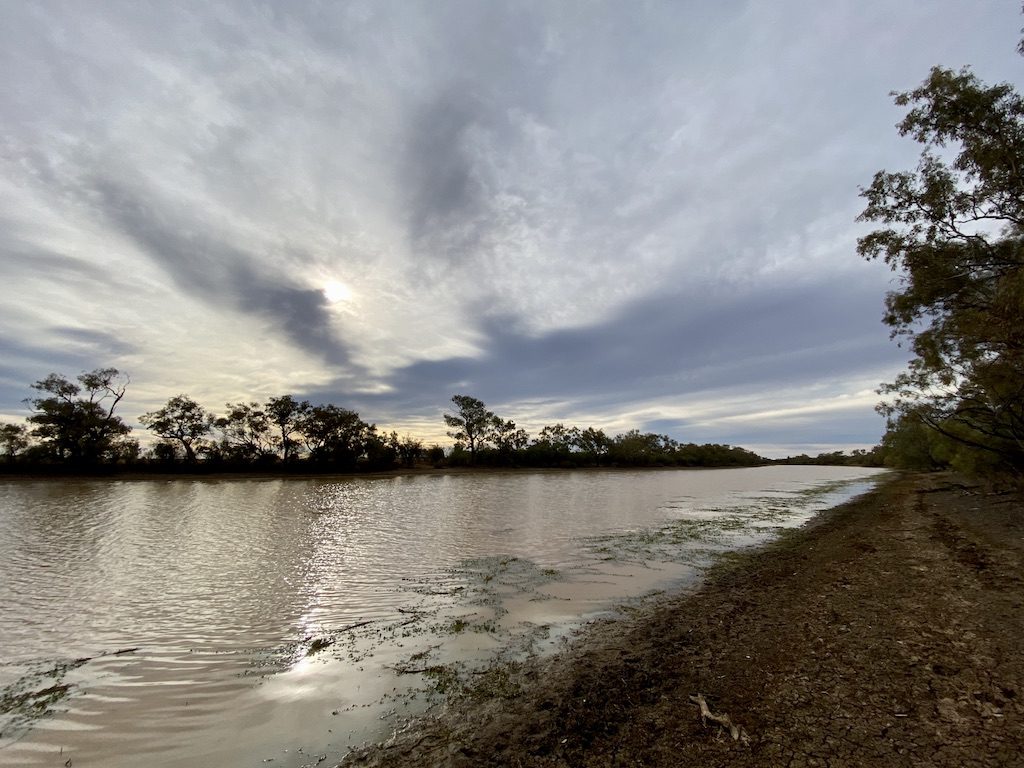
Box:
left=444, top=395, right=494, bottom=464
left=141, top=395, right=213, bottom=463
left=26, top=368, right=131, bottom=464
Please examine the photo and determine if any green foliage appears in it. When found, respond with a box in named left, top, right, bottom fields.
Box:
left=575, top=427, right=610, bottom=464
left=489, top=417, right=529, bottom=461
left=777, top=447, right=887, bottom=467
left=441, top=395, right=765, bottom=469
left=878, top=412, right=945, bottom=470
left=390, top=432, right=424, bottom=468
left=150, top=441, right=179, bottom=463
left=5, top=373, right=774, bottom=475
left=859, top=64, right=1024, bottom=477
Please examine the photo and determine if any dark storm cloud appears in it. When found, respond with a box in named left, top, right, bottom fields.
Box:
left=397, top=4, right=558, bottom=268
left=89, top=178, right=353, bottom=367
left=307, top=271, right=905, bottom=430
left=414, top=278, right=897, bottom=401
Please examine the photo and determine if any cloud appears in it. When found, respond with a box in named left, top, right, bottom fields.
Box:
left=93, top=176, right=353, bottom=366
left=0, top=1, right=1019, bottom=452
left=391, top=273, right=898, bottom=401
left=299, top=267, right=908, bottom=451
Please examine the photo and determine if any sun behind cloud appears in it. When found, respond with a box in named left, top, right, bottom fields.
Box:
left=323, top=280, right=353, bottom=304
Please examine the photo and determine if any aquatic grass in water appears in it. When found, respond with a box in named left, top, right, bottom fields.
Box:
left=581, top=476, right=874, bottom=565
left=0, top=659, right=85, bottom=744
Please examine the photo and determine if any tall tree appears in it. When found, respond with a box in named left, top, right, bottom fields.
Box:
left=266, top=395, right=310, bottom=463
left=444, top=395, right=494, bottom=464
left=215, top=402, right=274, bottom=462
left=536, top=423, right=577, bottom=453
left=858, top=65, right=1024, bottom=475
left=140, top=395, right=213, bottom=463
left=574, top=427, right=610, bottom=464
left=26, top=368, right=131, bottom=464
left=490, top=417, right=529, bottom=454
left=297, top=404, right=373, bottom=467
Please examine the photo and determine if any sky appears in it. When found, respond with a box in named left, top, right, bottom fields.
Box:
left=1, top=1, right=1021, bottom=457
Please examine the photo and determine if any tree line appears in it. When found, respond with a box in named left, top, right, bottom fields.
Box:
left=0, top=369, right=900, bottom=474
left=0, top=376, right=778, bottom=473
left=441, top=394, right=768, bottom=469
left=0, top=370, right=431, bottom=472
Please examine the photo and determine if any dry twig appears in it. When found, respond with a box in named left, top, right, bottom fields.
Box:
left=689, top=693, right=750, bottom=744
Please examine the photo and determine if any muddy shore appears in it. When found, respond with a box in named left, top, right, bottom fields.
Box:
left=343, top=473, right=1023, bottom=767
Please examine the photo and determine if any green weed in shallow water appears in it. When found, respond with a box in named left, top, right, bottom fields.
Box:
left=0, top=658, right=87, bottom=741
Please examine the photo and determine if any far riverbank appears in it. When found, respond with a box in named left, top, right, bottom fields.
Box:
left=345, top=473, right=1024, bottom=767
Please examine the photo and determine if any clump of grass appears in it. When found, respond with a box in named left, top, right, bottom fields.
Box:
left=421, top=664, right=465, bottom=698
left=306, top=636, right=335, bottom=656
left=467, top=664, right=522, bottom=701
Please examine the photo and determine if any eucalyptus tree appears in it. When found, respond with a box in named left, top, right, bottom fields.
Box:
left=574, top=426, right=610, bottom=464
left=266, top=395, right=310, bottom=463
left=443, top=395, right=494, bottom=464
left=140, top=395, right=213, bottom=463
left=858, top=65, right=1024, bottom=473
left=490, top=417, right=529, bottom=455
left=0, top=423, right=29, bottom=462
left=607, top=430, right=674, bottom=466
left=536, top=423, right=578, bottom=452
left=389, top=432, right=424, bottom=468
left=529, top=423, right=579, bottom=465
left=215, top=402, right=275, bottom=462
left=25, top=368, right=131, bottom=464
left=297, top=404, right=374, bottom=467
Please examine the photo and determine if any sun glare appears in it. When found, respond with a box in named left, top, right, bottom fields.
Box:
left=323, top=280, right=352, bottom=303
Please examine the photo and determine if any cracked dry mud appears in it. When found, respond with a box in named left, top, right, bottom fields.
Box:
left=344, top=473, right=1024, bottom=767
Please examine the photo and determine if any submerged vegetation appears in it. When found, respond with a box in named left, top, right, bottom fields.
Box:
left=0, top=658, right=84, bottom=740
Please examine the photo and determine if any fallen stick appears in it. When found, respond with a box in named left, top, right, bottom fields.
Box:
left=689, top=693, right=750, bottom=744
left=335, top=620, right=377, bottom=633
left=385, top=663, right=445, bottom=675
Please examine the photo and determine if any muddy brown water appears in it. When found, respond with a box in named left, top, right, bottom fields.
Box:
left=0, top=466, right=884, bottom=767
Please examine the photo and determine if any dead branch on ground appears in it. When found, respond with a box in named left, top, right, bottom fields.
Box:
left=689, top=693, right=750, bottom=744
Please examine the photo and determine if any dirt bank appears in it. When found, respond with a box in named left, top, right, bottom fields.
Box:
left=343, top=473, right=1024, bottom=767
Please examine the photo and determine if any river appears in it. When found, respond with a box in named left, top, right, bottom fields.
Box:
left=0, top=465, right=884, bottom=767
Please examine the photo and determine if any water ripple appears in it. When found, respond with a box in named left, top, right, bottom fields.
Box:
left=0, top=467, right=885, bottom=767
